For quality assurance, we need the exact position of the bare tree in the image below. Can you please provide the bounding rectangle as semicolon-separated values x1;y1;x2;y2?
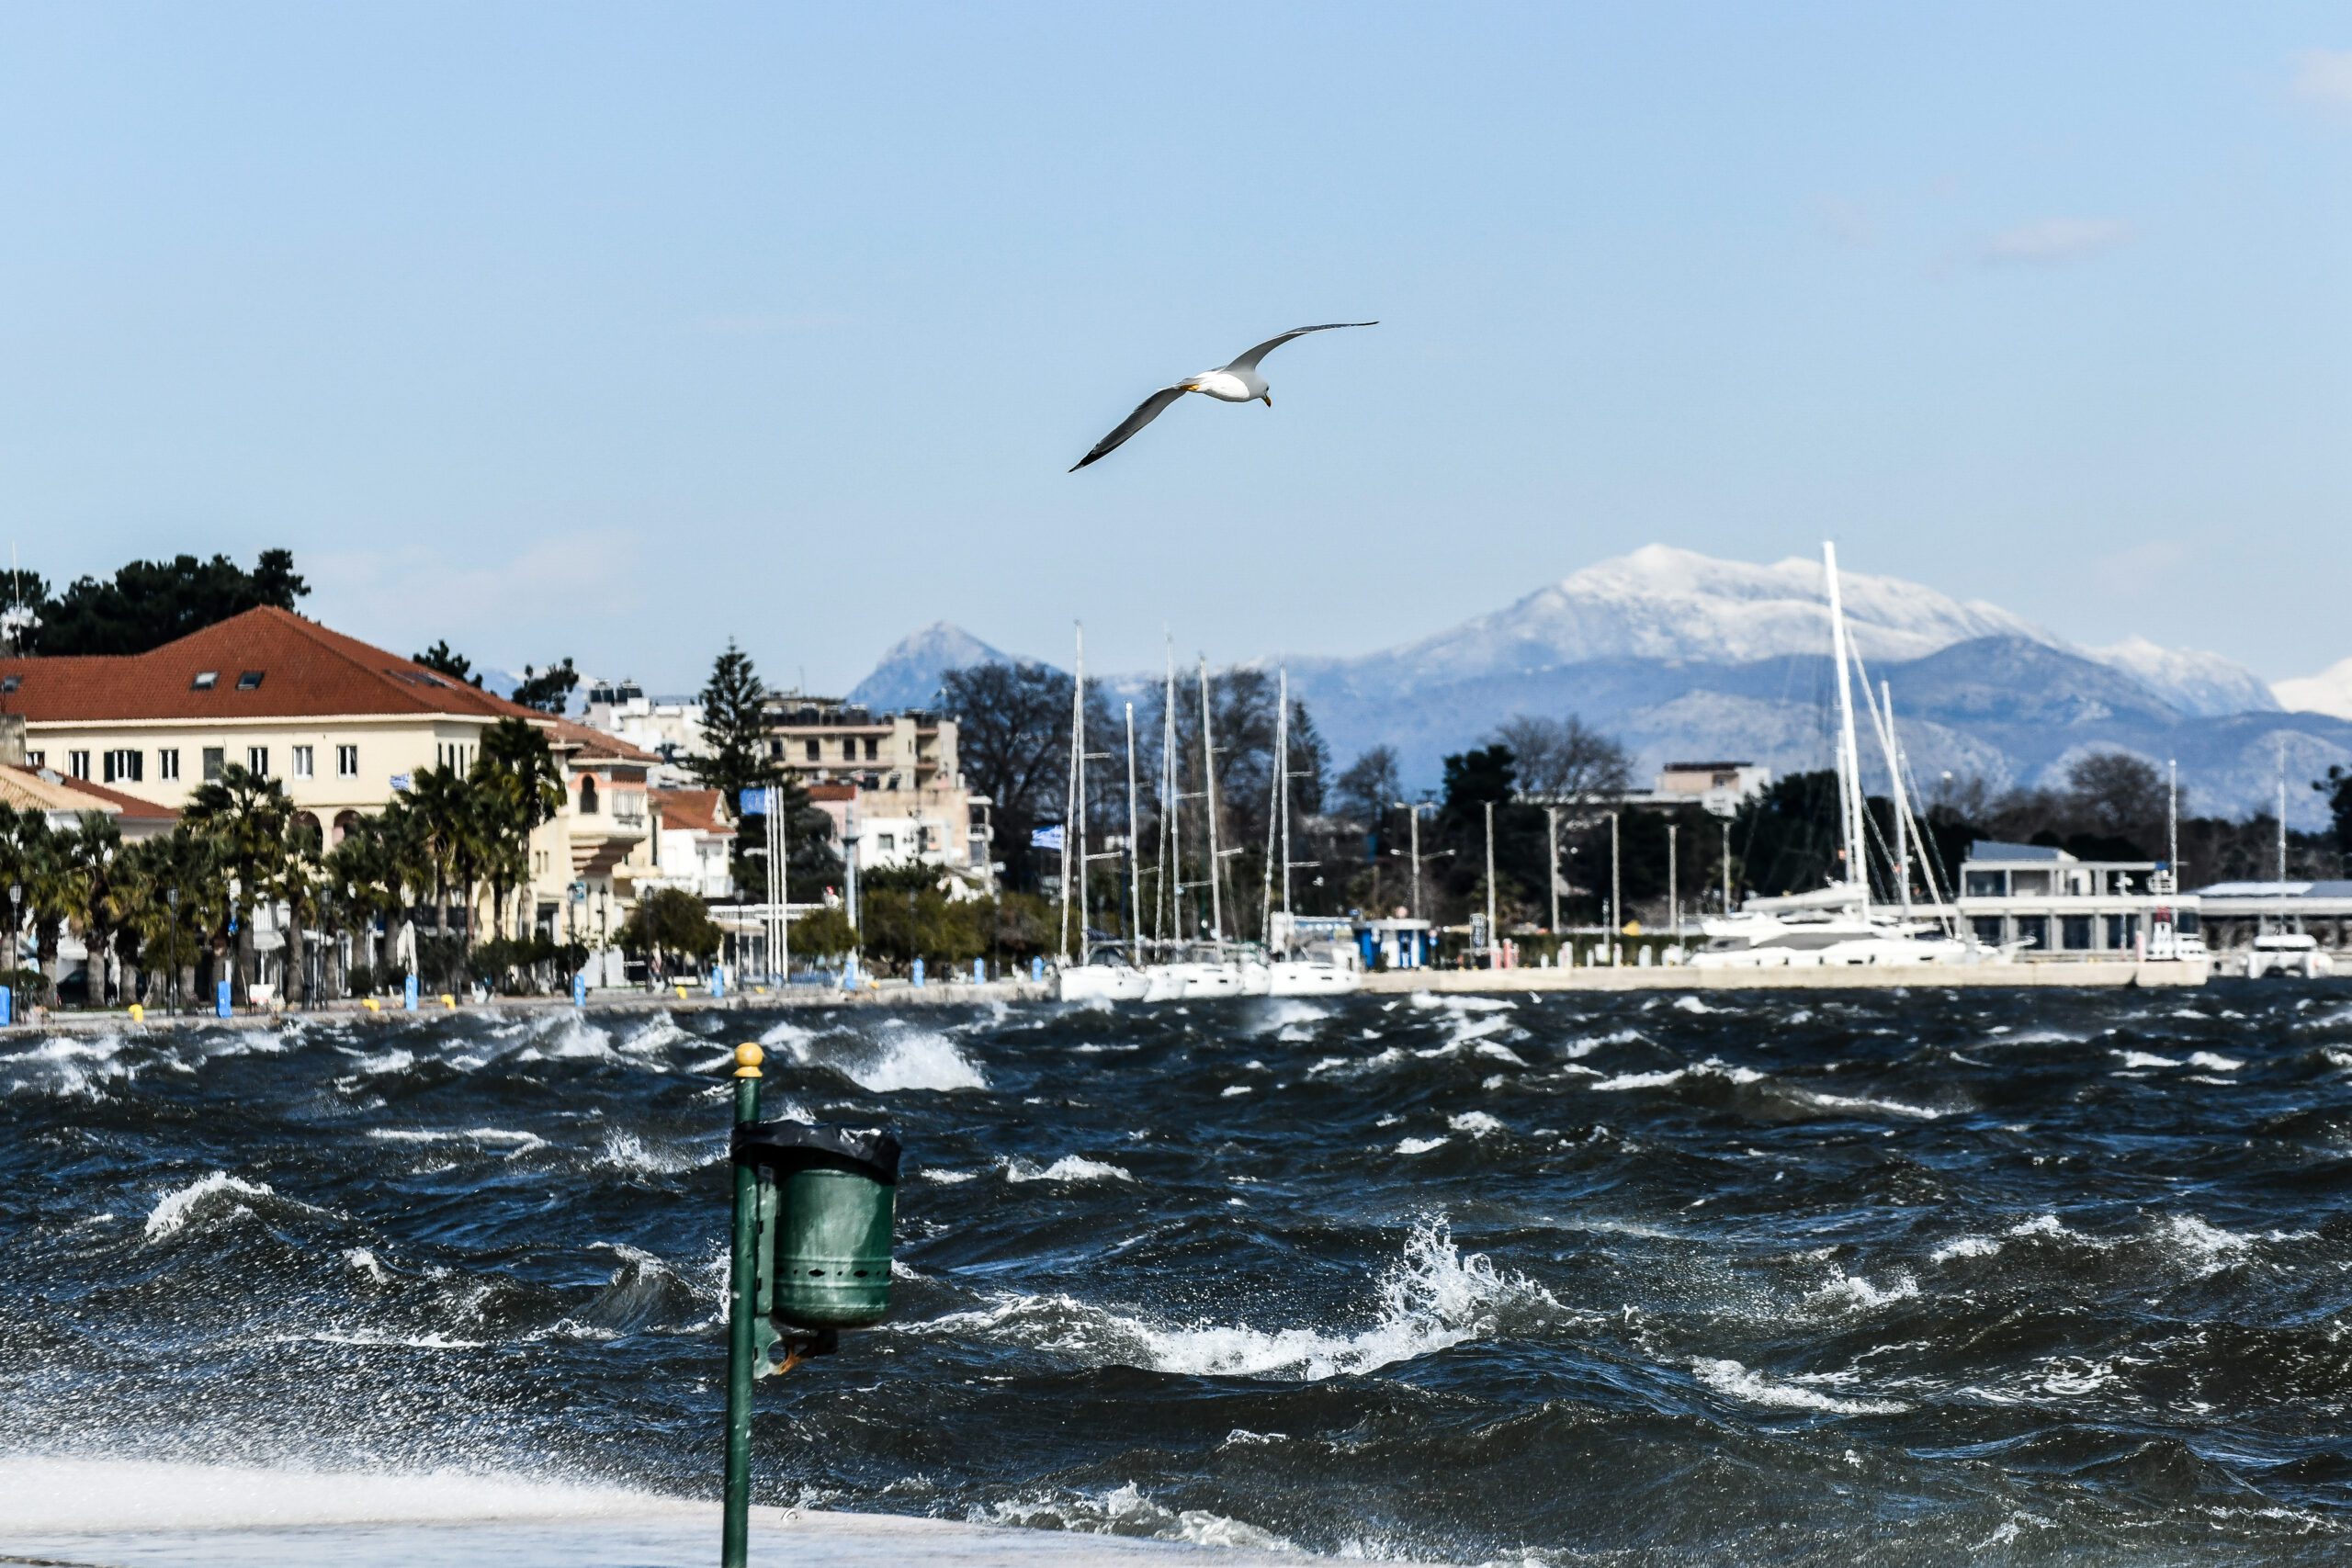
1492;715;1632;803
1334;745;1403;829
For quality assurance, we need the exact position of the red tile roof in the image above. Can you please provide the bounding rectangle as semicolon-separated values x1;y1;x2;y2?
653;787;729;833
0;607;547;725
0;764;181;822
805;783;858;803
546;715;660;765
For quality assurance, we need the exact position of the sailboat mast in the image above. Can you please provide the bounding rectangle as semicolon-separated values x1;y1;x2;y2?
1124;702;1142;954
1161;639;1181;944
1279;667;1295;922
1060;626;1080;962
1883;681;1909;920
1822;542;1868;909
1199;657;1224;944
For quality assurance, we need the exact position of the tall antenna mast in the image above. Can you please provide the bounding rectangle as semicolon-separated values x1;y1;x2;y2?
1198;657;1224;944
1822;542;1867;909
1279;667;1295;924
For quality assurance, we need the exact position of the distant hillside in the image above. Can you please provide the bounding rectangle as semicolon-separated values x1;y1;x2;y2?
845;622;1013;711
852;546;2347;827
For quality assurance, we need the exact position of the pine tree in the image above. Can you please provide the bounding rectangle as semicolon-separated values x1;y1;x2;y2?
688;641;840;898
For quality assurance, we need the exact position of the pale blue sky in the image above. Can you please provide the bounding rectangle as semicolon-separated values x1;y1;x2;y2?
3;5;2346;693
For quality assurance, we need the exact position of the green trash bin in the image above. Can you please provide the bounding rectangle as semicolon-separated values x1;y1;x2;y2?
731;1120;900;1335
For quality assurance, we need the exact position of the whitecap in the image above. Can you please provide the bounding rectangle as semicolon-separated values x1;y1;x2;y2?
1005;1156;1133;1184
144;1172;275;1241
790;1024;987;1093
1591;1057;1763;1092
2186;1051;2243;1072
1672;996;1714;1015
1396;1135;1449;1155
903;1218;1554;1382
1693;1357;1907;1415
1220;1085;1253;1098
1806;1267;1919;1312
1448;1111;1503;1138
2115;1050;2181;1069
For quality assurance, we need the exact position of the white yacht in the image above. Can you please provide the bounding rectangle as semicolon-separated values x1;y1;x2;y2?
2246;931;2334;980
1057;946;1153;1002
1690;543;2006;973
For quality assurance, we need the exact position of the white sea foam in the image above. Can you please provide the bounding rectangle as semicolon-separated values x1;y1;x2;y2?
978;1481;1295;1552
1409;992;1515;1012
343;1247;392;1284
1005;1156;1133;1184
1591;1057;1764;1092
791;1024;988;1093
1692;1357;1908;1415
1930;1235;2003;1263
368;1127;548;1153
599;1129;716;1175
1448;1111;1504;1138
906;1219;1554;1382
2115;1050;2181;1069
1221;1084;1253;1097
0;1032;136;1099
309;1328;488;1351
1788;1089;1944;1121
1396;1135;1449;1155
1672;996;1715;1014
1807;1267;1919;1313
918;1168;979;1185
2186;1051;2244;1072
144;1172;276;1241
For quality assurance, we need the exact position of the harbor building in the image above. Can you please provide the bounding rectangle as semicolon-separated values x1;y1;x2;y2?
2186;880;2352;956
0;607;662;985
764;694;994;886
1953;840;2199;958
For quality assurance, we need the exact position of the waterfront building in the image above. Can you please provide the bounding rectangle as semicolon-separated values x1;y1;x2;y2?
648;787;736;900
0;606;659;984
764;694;994;886
2186;879;2352;957
583;678;706;777
0;762;181;840
1953;840;2199;958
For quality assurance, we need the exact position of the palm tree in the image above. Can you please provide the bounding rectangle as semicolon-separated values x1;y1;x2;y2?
21;817;75;1002
475;718;565;942
185;763;293;1004
0;801;31;979
60;814;124;1005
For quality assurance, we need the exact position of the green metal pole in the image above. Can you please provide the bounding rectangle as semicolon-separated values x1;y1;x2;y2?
722;1043;763;1567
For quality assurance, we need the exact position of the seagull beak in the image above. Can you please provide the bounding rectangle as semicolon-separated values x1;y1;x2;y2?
1261;393;1272;407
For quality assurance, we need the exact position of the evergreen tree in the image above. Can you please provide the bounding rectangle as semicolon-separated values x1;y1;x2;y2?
511;658;579;714
688;641;838;898
412;640;483;687
25;549;308;656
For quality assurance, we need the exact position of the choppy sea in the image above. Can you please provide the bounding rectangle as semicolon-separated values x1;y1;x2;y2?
7;983;2352;1564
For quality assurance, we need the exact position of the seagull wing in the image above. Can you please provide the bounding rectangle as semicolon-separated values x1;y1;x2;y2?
1069;385;1190;471
1219;321;1378;375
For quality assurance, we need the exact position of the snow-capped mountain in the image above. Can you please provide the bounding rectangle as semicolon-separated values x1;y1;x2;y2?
850;546;2348;824
846;621;1013;711
2275;656;2352;721
2092;637;2279;721
1368;544;2051;679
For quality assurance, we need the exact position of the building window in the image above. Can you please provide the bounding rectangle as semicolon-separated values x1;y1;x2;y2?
2177;910;2201;935
2105;914;2139;951
768;739;783;759
203;747;225;781
1971;918;2002;946
876;833;896;853
0;675;17;694
337;744;358;777
804;739;820;762
159;749;179;781
23;750;41;768
2061;915;2094;951
865;737;879;761
102;749;142;784
292;745;314;778
580;777;599;815
68;750;91;780
1962;870;2005;897
248;746;269;777
236;671;265;690
191;671;218;690
2015;916;2047;951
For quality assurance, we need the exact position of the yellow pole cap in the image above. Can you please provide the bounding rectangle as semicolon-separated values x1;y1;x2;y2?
674;983;689;998
365;998;381;1012
733;1043;764;1077
440;994;456;1008
129;1003;144;1022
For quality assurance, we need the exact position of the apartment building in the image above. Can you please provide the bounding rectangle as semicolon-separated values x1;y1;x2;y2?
763;694;993;885
0;607;660;965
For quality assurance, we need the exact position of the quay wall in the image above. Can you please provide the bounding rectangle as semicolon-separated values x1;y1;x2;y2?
1362;960;2210;993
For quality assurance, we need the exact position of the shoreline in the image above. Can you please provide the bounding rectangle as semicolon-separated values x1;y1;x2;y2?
0;957;2235;1038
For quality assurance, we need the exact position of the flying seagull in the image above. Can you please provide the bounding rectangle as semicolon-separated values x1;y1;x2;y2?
1069;321;1377;471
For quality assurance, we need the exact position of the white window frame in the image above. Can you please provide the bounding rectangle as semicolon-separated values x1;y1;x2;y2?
336;744;358;778
291;744;314;779
158;749;180;781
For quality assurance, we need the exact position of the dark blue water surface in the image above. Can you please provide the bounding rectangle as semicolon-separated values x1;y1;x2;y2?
7;983;2352;1564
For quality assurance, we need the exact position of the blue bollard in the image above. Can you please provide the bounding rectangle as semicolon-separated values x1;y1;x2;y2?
403;975;419;1011
0;984;11;1026
971;958;984;984
216;979;232;1019
911;957;925;989
1030;955;1044;984
572;972;587;1008
711;966;726;999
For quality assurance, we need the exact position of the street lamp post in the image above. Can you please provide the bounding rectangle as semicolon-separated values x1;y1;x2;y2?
1667;822;1678;940
1546;805;1560;937
1609;811;1621;963
1483;801;1497;966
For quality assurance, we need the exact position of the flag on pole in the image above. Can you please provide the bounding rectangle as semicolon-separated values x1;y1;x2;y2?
1030;824;1066;852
